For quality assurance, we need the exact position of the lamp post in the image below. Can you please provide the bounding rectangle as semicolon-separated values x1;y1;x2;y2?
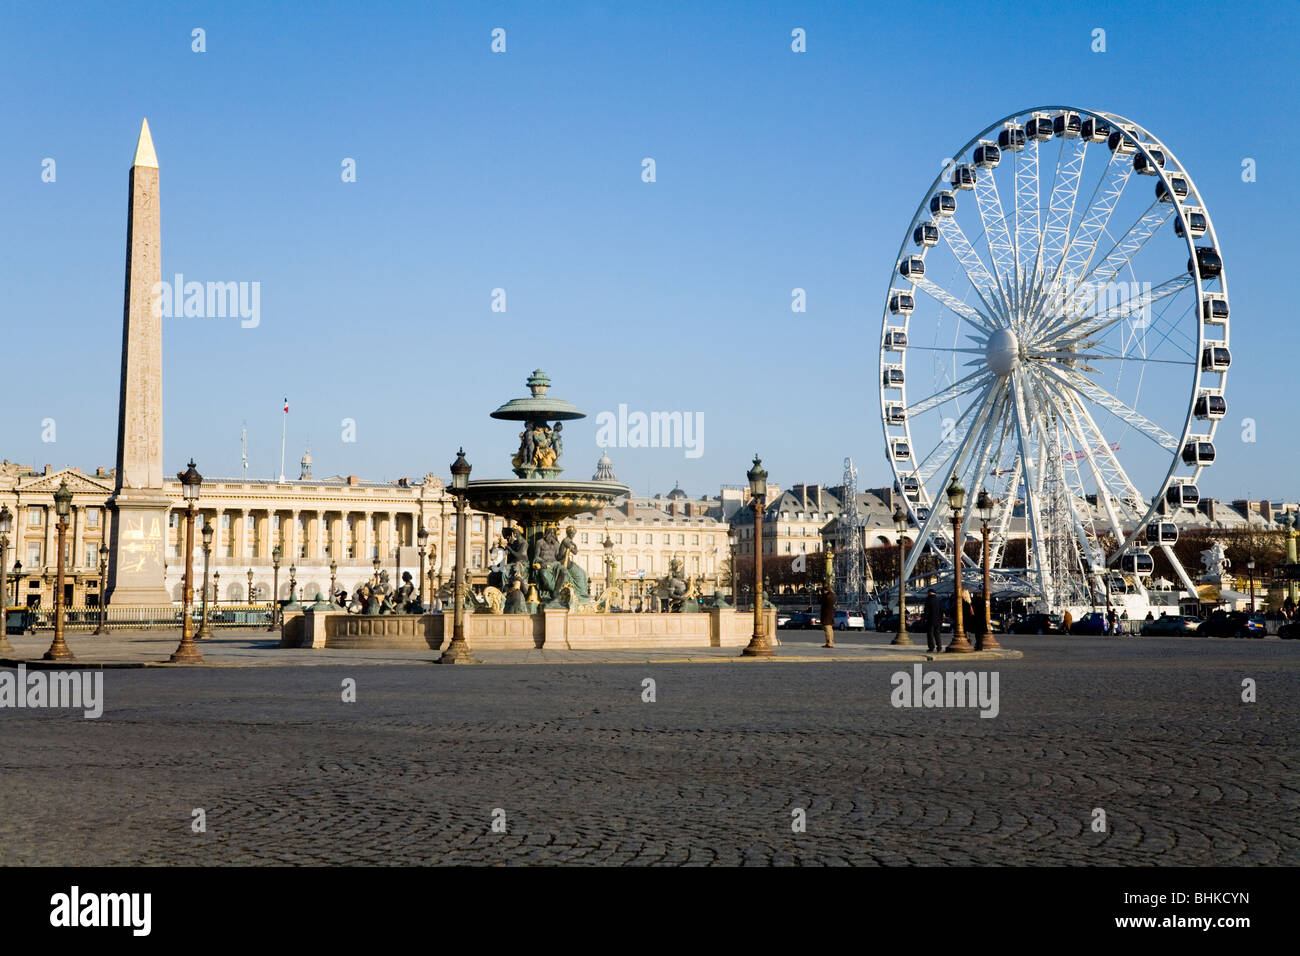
43;479;75;661
603;518;615;595
891;504;912;645
976;489;1001;651
729;529;739;607
417;525;428;607
12;561;21;609
742;455;773;657
1286;514;1298;604
426;545;436;607
945;475;973;653
267;545;281;632
197;519;214;639
288;564;298;604
246;567;254;608
439;448;475;664
170;460;204;663
372;555;381;587
329;559;338;606
0;505;12;654
1247;558;1256;613
212;570;220;611
95;543;109;634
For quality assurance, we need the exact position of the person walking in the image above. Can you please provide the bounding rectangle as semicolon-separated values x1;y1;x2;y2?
821;585;836;648
1063;609;1074;634
924;588;942;653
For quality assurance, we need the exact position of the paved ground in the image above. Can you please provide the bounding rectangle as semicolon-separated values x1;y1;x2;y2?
1;633;1295;865
0;627;1020;667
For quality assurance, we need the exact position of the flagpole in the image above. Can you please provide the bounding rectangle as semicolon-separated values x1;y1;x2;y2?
279;398;287;482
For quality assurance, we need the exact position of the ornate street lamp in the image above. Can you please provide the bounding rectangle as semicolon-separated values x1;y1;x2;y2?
976;488;1001;651
417;524;429;607
246;567;254;607
267;545;282;632
603;517;615;593
95;542;109;635
742;455;773;657
212;570;220;610
891;504;911;645
170;460;204;662
289;564;298;603
0;505;12;654
12;560;22;610
728;529;739;607
1247;557;1256;613
439;448;475;664
43;479;75;660
197;519;214;639
945;474;973;653
329;559;338;607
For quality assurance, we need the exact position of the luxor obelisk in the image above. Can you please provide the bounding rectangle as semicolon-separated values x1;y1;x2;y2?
106;119;172;606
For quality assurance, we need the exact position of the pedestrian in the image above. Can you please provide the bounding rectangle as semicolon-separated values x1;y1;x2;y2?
1107;607;1118;636
1063;609;1074;634
1145;610;1154;621
821;585;836;648
924;588;943;653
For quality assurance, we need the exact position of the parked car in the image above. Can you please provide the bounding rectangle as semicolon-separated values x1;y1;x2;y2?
776;612;794;629
1139;614;1197;636
875;612;923;633
833;609;866;631
1198;611;1266;638
1009;613;1063;635
1069;612;1109;635
781;612;818;630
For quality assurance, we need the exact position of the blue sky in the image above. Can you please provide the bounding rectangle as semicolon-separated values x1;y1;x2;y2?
1;0;1296;499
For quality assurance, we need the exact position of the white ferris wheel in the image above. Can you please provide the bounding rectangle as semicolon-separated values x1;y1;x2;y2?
878;106;1230;611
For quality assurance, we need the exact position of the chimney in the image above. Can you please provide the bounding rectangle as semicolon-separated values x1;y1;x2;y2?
625;497;635;518
348;475;359;486
44;464;51;475
1262;500;1274;522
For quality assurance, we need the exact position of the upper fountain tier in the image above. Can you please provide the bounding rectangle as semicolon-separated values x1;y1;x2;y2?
489;369;586;424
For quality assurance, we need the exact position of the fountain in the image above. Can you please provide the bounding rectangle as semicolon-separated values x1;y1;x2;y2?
464;369;628;610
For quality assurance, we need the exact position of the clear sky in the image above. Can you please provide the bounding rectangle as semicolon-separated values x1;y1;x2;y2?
1;0;1296;500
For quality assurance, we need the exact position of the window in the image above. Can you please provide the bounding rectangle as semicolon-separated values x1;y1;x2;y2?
580;533;588;544
86;509;100;528
616;534;623;543
472;516;483;533
631;534;637;544
494;519;503;532
707;535;714;545
169;512;178;528
84;543;99;568
28;508;41;527
27;542;41;566
677;535;685;545
472;548;482;568
662;534;669;544
691;535;699;545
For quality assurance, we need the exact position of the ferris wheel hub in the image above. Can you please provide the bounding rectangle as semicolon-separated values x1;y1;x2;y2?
985;328;1020;377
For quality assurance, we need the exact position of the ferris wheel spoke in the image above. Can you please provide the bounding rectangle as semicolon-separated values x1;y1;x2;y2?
1013;140;1042;322
957;391;1011;554
1043;274;1195;348
1057;151;1134;291
1030;349;1194;369
903;386;1002;579
911;384;995;482
973;162;1016;303
1008;369;1054;598
909;276;997;335
1059;203;1173;325
937;215;1008;324
1041;364;1180;452
905;370;992;418
1029;137;1089;315
1058;385;1149;509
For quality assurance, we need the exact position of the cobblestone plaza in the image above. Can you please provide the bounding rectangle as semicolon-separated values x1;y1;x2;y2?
1;634;1295;866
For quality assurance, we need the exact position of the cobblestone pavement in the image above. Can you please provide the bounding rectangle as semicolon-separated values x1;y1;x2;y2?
1;635;1295;865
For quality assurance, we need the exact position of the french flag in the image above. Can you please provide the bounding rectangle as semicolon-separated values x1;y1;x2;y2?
283;398;289;413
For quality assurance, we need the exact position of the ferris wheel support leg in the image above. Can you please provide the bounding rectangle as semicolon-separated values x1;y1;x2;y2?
1162;543;1200;599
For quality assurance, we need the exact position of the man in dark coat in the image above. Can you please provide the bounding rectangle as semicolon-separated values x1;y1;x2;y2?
821;586;836;648
924;588;943;653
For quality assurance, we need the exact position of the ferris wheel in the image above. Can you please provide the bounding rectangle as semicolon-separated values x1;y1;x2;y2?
878;106;1229;611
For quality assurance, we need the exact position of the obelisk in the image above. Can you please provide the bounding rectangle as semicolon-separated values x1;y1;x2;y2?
106;119;172;606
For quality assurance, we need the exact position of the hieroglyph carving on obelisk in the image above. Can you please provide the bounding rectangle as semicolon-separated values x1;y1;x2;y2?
106;119;173;606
